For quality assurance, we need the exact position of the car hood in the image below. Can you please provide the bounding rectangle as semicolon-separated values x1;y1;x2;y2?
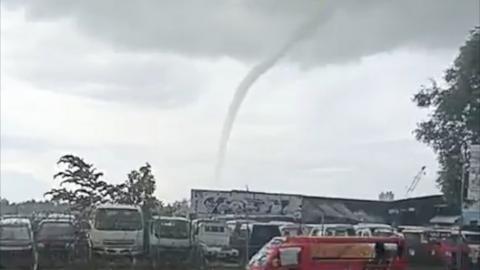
0;239;32;248
37;236;75;243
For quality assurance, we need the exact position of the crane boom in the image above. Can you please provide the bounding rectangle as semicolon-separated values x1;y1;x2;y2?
405;166;426;198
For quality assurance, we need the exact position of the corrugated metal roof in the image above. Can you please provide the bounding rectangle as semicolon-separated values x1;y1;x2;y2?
429;215;460;224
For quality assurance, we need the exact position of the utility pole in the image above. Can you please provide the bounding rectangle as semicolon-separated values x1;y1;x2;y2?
244;185;250;267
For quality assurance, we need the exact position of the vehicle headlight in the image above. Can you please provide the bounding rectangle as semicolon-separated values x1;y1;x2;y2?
92;239;102;246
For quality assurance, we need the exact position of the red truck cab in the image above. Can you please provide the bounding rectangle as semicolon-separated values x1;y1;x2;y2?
247;236;407;270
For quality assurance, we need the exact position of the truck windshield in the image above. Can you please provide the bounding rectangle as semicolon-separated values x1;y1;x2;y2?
37;222;75;239
250;225;281;246
464;234;480;244
156;220;189;239
95;208;142;231
0;226;30;241
204;225;225;233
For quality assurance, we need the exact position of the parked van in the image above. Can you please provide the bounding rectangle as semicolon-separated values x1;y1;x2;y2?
0;218;37;270
248;236;407;270
36;218;76;268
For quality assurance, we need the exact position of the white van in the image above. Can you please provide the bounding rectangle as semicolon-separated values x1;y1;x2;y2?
89;204;144;264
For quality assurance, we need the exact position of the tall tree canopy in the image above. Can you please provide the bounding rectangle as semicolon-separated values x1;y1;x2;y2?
116;163;160;215
45;155;161;217
45;155;118;214
413;27;480;204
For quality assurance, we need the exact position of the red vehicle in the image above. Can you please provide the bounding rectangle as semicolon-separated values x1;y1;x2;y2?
247;236;407;270
425;228;472;269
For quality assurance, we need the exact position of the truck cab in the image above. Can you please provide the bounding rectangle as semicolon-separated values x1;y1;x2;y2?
192;219;239;262
149;216;199;268
88;204;144;267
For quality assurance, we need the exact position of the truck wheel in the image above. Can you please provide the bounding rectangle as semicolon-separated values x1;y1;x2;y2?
196;250;207;270
130;256;137;270
151;256;158;270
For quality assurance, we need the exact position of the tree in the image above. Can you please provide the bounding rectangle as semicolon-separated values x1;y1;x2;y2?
413;27;480;204
45;155;117;214
155;199;190;217
116;163;160;216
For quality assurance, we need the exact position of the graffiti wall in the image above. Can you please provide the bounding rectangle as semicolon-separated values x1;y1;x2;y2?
191;189;444;226
191;189;302;218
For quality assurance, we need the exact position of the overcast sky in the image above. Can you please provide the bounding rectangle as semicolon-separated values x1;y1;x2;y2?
1;0;478;203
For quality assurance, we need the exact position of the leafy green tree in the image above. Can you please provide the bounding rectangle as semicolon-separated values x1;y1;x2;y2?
156;199;190;217
45;154;117;214
116;163;160;216
413;27;480;204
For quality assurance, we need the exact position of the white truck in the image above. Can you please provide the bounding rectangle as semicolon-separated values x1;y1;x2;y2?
88;204;144;268
148;216;206;269
192;219;239;263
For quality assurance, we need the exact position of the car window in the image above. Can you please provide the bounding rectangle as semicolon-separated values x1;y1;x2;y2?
37;222;75;239
0;226;30;241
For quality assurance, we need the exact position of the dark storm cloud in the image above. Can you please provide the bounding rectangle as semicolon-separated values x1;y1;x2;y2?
6;0;478;65
14;55;206;107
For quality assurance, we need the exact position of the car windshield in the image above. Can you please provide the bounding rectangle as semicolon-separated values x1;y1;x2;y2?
250;225;281;245
95;209;142;231
156;219;189;239
248;237;285;267
37;222;75;239
0;226;30;241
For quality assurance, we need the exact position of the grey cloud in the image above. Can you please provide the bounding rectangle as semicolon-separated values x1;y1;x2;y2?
8;0;478;65
9;52;207;107
1;135;54;152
